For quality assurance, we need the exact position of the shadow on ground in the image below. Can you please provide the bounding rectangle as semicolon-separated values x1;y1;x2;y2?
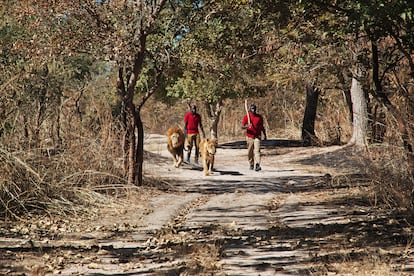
219;139;305;149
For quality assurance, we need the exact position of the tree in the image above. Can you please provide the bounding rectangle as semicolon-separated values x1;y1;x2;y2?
254;1;355;144
302;83;320;145
167;0;282;139
301;0;414;175
0;2;95;150
348;65;369;146
10;1;201;185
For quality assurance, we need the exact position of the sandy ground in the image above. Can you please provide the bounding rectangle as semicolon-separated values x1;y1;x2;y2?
1;134;414;275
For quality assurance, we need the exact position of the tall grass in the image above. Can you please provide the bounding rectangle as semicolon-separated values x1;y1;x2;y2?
0;80;134;220
366;143;414;212
0;133;131;220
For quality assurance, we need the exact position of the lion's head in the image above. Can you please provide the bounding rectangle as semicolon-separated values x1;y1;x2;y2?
203;138;217;156
167;127;185;149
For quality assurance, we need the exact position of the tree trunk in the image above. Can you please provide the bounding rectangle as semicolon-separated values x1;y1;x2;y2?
117;68;130;181
97;0;167;186
116;66;140;185
348;67;368;146
126;115;136;185
210;117;218;139
135;110;144;186
204;99;223;140
301;82;319;146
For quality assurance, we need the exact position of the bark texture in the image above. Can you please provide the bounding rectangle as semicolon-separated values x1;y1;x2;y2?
301;83;319;146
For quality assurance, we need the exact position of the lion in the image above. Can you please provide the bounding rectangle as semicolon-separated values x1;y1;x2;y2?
166;127;185;168
199;138;218;175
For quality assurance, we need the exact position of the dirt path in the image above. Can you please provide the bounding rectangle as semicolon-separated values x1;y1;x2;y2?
2;134;414;275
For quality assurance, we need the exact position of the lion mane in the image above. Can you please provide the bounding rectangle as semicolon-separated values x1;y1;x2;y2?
199;138;218;176
166;127;185;168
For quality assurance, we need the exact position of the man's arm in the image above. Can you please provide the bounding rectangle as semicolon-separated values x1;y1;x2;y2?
241;115;250;129
262;117;267;140
199;121;206;138
184;121;188;137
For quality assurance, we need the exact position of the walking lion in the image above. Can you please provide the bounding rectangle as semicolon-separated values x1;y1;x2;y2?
167;127;185;168
199;138;217;175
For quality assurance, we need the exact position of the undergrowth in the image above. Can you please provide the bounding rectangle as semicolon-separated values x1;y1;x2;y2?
0;140;133;220
366;144;414;215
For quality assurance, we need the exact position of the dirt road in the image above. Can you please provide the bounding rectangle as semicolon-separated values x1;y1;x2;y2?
2;134;414;275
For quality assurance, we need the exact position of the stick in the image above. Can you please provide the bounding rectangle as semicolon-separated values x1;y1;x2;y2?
244;99;251;125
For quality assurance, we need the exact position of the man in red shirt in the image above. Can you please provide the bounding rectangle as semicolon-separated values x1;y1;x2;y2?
184;105;205;164
242;104;267;171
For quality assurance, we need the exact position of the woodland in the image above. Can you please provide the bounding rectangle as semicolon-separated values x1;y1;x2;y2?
1;0;414;274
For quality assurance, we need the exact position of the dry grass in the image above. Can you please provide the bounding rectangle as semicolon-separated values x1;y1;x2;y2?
333;262;400;276
186;242;222;273
365;144;414;212
0;141;133;220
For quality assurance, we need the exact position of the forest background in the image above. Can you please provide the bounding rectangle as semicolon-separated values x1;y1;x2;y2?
0;0;414;227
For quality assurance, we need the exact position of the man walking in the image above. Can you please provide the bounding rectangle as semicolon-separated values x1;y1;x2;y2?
242;104;267;171
184;105;205;164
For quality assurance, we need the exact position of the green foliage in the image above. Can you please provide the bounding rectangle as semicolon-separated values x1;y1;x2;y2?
167;0;281;105
300;0;414;50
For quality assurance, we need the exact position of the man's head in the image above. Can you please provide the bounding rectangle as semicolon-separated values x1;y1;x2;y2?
250;104;257;114
191;105;197;114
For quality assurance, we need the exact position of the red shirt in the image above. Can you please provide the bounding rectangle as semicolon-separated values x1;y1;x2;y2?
242;112;264;139
184;112;202;134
